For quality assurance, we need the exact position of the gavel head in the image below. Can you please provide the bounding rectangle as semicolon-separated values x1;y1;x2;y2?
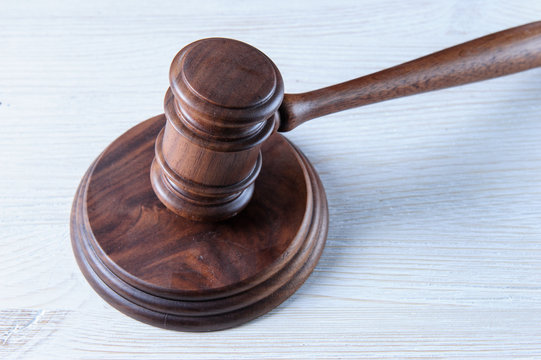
150;38;284;221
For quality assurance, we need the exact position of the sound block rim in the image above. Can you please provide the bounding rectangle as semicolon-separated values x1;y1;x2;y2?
70;115;328;332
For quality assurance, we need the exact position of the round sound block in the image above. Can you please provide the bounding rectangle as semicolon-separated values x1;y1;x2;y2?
70;114;328;331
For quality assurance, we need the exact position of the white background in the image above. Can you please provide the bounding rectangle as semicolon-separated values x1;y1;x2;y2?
1;0;541;358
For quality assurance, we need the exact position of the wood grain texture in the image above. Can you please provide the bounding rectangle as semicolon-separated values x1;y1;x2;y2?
1;0;541;358
279;21;541;131
70;114;327;331
151;38;283;221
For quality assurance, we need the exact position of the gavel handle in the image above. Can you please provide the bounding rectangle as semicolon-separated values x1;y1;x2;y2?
278;21;541;132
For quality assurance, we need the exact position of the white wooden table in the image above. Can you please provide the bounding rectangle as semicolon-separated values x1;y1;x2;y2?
2;0;541;358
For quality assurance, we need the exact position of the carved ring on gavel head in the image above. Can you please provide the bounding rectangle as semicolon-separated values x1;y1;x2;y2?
71;22;541;332
150;39;284;222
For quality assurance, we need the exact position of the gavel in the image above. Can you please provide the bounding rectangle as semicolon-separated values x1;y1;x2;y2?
151;22;541;222
71;22;541;331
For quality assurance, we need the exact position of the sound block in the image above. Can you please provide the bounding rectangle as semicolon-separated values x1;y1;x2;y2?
70;114;328;331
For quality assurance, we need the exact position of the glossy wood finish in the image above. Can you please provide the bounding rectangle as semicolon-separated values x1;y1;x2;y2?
151;38;283;222
71;115;328;331
69;21;541;333
153;23;541;222
279;21;541;131
8;1;541;356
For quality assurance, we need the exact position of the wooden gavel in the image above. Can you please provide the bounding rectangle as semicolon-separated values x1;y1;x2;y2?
151;22;541;222
71;22;541;332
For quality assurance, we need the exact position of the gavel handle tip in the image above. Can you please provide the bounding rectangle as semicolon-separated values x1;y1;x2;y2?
278;21;541;133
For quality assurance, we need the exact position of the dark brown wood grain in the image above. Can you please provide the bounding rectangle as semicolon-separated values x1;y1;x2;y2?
278;21;541;131
153;23;541;220
71;115;328;331
71;22;541;332
151;38;284;222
